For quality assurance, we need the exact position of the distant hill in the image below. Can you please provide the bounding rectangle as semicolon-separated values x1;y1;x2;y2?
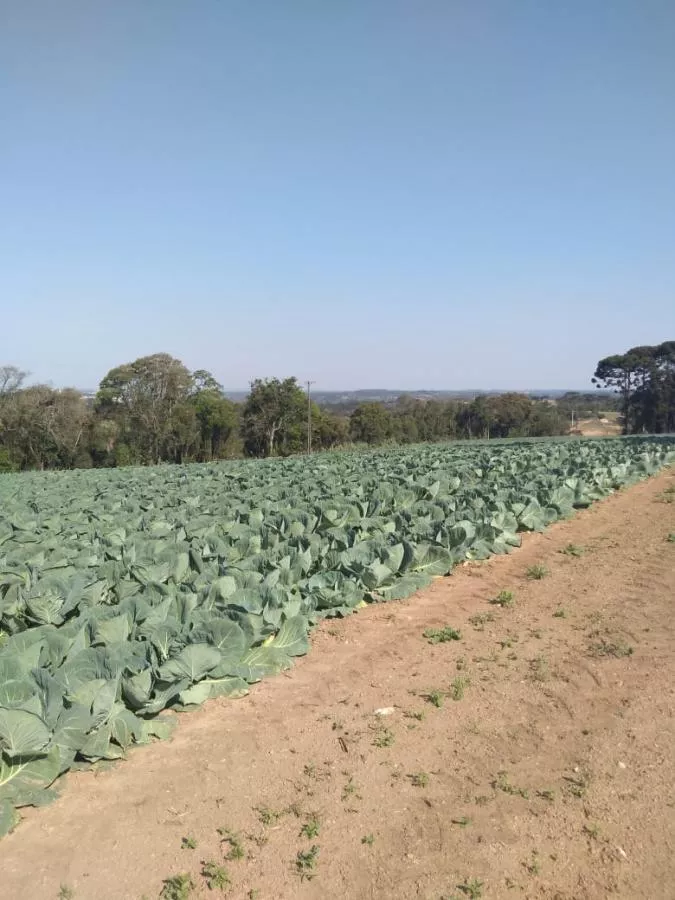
80;386;612;406
222;388;610;405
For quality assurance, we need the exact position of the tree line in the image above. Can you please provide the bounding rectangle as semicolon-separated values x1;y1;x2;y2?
0;355;349;471
0;343;668;472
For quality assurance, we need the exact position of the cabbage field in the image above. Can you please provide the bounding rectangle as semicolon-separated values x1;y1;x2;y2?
0;436;673;835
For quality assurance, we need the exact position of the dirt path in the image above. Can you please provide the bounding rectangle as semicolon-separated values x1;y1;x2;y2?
2;470;675;900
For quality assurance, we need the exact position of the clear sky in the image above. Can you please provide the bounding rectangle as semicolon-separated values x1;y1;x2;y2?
1;1;673;391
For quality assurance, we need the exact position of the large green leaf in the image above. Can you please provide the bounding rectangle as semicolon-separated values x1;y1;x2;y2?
377;572;432;600
270;615;309;657
0;744;60;805
54;703;95;751
0;679;36;710
0;709;51;759
411;544;454;576
177;676;248;707
79;725;124;761
157;644;222;682
121;669;152;710
189;619;246;659
361;561;395;590
109;705;146;750
232;646;292;683
0;799;20;837
93;615;130;646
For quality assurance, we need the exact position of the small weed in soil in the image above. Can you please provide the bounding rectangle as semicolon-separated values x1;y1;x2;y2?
160;874;195;900
342;777;361;801
361;833;375;846
372;727;395;748
468;612;494;630
563;771;589;798
423;626;462;644
295;845;319;881
560;543;585;557
201;861;230;891
455;877;484;898
254;806;282;826
490;590;514;607
404;709;425;721
425;689;445;708
667;532;675;542
181;835;197;850
536;789;555;802
246;831;269;848
526;564;548;580
523;850;541;876
529;655;550;682
589;638;633;658
451;816;472;827
58;888;75;900
583;823;601;840
451;676;470;701
217;828;245;861
553;608;567;618
300;815;320;839
409;771;430;787
493;771;529;798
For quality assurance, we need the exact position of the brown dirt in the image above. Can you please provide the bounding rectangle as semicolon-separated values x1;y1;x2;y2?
2;470;675;900
572;419;622;437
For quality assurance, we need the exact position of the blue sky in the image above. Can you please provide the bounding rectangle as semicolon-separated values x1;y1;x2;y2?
1;1;673;391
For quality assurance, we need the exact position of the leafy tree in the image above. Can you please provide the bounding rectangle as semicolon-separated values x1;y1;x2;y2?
241;377;307;457
43;388;92;467
525;401;567;437
190;376;240;460
0;447;17;472
486;393;535;438
0;385;90;469
592;348;648;433
311;406;349;450
631;341;675;433
0;365;28;396
191;369;223;394
456;396;491;439
593;342;675;433
96;353;194;463
349;402;393;444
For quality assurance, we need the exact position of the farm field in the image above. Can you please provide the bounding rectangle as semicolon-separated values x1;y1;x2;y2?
0;437;674;899
0;453;673;898
0;438;673;820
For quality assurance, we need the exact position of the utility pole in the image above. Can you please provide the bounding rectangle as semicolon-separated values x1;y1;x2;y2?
306;380;315;454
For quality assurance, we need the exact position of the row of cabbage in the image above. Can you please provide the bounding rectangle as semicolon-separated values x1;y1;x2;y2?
0;436;673;834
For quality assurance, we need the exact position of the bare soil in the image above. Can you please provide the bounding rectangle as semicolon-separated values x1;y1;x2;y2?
572;418;622;437
2;470;675;900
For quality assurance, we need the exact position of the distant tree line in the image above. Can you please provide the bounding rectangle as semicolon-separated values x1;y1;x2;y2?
592;341;675;434
0;345;661;473
348;392;569;444
0;355;350;471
